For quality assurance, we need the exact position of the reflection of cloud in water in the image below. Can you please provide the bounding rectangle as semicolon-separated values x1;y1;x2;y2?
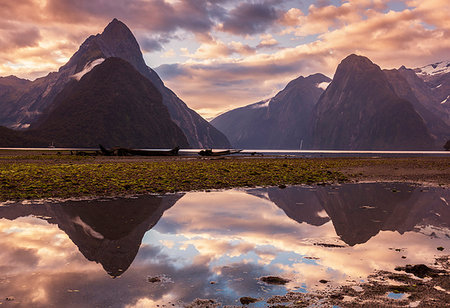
0;183;448;306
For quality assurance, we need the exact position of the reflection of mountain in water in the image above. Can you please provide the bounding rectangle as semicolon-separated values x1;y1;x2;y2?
248;187;330;226
249;183;450;246
0;194;182;277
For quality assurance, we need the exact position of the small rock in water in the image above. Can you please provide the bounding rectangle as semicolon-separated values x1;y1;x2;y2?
395;264;440;278
319;279;328;284
148;276;162;283
437;246;444;251
239;297;259;305
260;276;290;285
278;184;287;189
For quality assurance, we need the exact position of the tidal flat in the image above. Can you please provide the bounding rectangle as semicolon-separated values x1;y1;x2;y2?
1;152;449;307
0;183;448;307
0;151;449;201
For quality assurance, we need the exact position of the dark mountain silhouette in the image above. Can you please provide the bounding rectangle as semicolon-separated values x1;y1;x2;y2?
0;18;230;148
312;54;434;149
26;57;189;148
211;74;330;149
0;194;183;277
0;76;32;127
384;68;450;146
0;126;48;147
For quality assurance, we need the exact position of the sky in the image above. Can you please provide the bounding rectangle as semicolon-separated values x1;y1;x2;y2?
0;0;449;119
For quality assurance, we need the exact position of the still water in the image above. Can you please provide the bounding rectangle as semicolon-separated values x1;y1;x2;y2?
0;183;448;307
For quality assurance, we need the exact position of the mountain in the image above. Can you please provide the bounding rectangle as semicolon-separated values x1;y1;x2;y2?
0;76;31;127
0;126;48;147
414;60;450;81
26;57;189;148
211;74;331;149
312;54;434;150
413;61;450;124
0;194;182;277
384;67;450;145
0;18;230;148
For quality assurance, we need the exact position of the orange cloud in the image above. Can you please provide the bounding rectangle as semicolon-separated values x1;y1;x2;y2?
1;0;449;118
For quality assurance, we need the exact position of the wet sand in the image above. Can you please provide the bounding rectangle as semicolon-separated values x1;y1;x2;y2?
334;157;450;187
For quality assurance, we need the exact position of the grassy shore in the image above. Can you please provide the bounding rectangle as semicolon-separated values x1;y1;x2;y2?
1;152;449;201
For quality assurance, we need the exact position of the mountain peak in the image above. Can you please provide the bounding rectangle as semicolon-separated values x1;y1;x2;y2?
313;55;434;150
102;18;132;37
339;54;378;71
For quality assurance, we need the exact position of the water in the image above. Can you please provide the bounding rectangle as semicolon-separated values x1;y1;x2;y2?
1;147;450;158
0;183;448;307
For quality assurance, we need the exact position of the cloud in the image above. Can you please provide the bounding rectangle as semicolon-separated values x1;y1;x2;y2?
0;24;41;50
257;34;278;49
219;1;281;35
1;0;450;118
140;37;165;52
182;39;256;59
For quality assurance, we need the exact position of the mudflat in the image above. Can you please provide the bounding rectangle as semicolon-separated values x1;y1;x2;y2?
1;151;448;201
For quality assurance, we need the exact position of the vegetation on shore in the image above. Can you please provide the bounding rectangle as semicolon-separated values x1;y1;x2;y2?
1;156;348;201
1;154;449;201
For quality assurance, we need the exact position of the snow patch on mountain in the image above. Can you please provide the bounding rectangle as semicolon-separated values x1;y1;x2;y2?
317;81;331;90
71;58;105;81
441;95;450;105
414;61;450;77
251;99;270;109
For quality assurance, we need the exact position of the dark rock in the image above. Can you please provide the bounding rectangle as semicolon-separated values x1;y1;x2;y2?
239;297;259;305
329;294;344;300
148;276;161;283
313;243;346;248
395;264;441;278
260;276;290;285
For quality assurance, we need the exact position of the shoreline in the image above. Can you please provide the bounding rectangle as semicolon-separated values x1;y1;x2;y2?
1;154;449;202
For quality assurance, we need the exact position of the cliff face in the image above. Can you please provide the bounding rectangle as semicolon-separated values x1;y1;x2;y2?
212;74;330;149
29;57;189;148
384;68;450;145
312;54;434;150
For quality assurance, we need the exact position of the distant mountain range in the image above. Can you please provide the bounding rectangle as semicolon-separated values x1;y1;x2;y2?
0;19;230;148
213;54;449;150
0;19;448;150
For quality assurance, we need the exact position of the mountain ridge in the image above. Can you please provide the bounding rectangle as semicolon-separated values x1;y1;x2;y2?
213;54;445;150
211;73;331;149
0;18;230;148
312;54;434;150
